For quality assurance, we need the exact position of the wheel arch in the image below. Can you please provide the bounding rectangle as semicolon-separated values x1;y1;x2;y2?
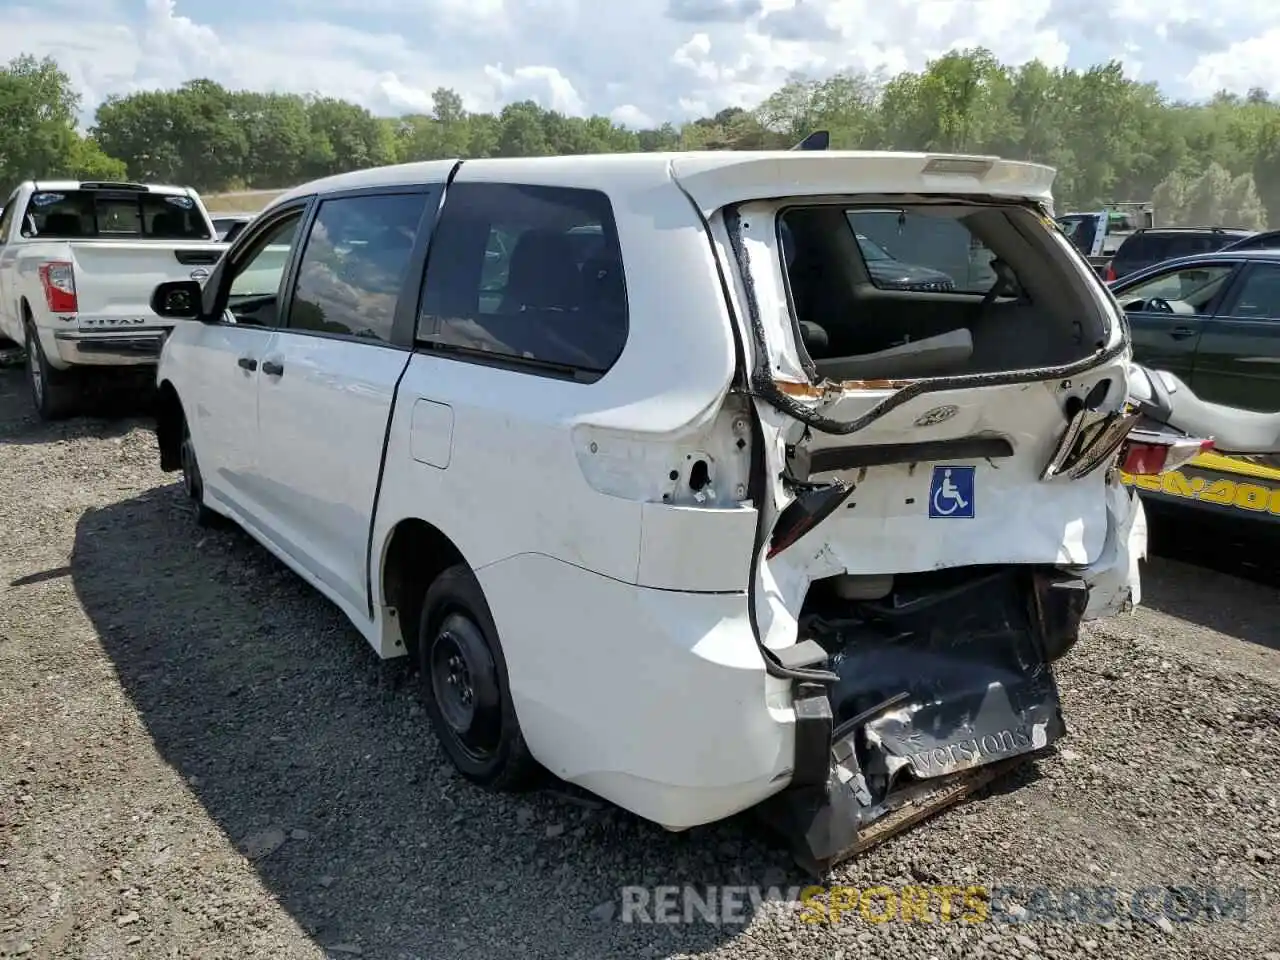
377;517;471;656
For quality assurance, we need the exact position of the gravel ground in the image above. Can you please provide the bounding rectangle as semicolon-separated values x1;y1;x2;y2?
1;358;1278;960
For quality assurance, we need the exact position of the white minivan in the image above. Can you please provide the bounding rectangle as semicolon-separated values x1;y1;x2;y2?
148;150;1153;875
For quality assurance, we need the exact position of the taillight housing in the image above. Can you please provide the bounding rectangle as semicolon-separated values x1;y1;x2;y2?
1119;432;1214;476
38;261;77;313
1104;263;1117;282
766;481;853;559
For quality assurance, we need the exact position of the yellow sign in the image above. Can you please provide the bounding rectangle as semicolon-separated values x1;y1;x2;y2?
798;885;988;924
1120;452;1280;516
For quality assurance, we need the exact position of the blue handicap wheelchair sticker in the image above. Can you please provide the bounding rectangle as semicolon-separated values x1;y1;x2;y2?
928;465;975;518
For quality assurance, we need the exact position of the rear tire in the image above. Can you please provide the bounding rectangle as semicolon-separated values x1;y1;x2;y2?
417;564;539;790
179;415;222;528
24;323;80;421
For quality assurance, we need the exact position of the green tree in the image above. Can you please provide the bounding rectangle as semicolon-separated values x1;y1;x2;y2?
0;55;80;191
6;46;1280;226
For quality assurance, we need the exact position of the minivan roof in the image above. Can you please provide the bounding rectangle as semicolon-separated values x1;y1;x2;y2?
272;151;1058;214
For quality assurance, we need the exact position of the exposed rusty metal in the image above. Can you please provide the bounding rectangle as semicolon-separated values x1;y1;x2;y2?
839;756;1028;862
775;377;918;399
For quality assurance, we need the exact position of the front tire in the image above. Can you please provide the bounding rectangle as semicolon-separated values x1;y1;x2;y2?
417;564;539;790
24;323;80;421
179;416;221;528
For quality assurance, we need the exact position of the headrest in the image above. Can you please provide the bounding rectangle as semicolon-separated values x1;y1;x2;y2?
42;213;82;235
504;229;581;309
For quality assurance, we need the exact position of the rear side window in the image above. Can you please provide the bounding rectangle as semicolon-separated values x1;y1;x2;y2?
21;189;212;240
417;182;628;377
844;209;996;293
286;192;429;343
1112;235;1151;262
1117;232;1238;264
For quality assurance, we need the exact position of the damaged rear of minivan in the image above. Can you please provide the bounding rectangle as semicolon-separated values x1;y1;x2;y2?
673;153;1145;874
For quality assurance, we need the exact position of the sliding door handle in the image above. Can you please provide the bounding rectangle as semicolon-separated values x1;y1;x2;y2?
237;356;257;371
261;360;284;376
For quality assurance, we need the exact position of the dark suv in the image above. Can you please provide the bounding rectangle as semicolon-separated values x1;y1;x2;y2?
1106;227;1255;281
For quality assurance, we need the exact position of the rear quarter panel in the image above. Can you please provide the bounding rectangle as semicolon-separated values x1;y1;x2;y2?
372;160;748;594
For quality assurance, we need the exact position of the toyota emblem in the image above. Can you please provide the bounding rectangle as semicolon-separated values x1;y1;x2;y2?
190;267;209;281
914;404;959;427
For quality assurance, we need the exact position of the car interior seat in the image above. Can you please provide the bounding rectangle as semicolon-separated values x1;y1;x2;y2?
499;229;582;314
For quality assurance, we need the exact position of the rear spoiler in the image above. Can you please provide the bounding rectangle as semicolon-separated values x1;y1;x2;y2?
77;181;152;192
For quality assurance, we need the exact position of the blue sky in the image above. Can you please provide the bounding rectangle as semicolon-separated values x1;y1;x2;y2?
3;0;1279;129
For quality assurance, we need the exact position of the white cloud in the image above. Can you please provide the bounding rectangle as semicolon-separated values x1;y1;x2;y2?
611;104;657;128
1186;29;1280;97
482;64;586;116
0;0;1278;130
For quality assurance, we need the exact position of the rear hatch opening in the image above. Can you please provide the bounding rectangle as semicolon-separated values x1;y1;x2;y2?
733;196;1118;388
700;184;1137;873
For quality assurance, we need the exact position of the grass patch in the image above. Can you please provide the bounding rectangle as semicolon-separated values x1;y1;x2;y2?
203;189;289;213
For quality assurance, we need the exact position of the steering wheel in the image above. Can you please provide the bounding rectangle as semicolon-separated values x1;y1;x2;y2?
1146;297;1174;314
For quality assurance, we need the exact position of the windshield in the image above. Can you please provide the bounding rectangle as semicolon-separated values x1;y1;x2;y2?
21;189;212;240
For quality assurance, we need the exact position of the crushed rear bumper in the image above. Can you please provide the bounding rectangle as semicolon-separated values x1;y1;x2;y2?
757;565;1080;877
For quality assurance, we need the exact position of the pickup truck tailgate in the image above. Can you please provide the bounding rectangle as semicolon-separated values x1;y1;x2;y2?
68;241;226;329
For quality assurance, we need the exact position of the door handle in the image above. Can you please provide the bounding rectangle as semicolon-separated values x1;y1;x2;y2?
261;360;284;377
237;356;257;371
1169;326;1197;340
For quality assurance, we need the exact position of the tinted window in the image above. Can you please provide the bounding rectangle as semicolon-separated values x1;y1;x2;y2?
20;189;212;240
1114;264;1236;313
1221;263;1280;319
1112;234;1152;261
1117;232;1244;265
417;183;628;375
844;209;996;293
287;193;428;342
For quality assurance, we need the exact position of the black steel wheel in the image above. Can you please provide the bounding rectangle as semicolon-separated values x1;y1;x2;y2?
417;563;539;789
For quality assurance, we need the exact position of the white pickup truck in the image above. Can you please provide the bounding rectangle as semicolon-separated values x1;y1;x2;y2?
0;180;229;419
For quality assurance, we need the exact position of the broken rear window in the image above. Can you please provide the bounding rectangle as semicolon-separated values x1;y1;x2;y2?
776;201;1109;381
